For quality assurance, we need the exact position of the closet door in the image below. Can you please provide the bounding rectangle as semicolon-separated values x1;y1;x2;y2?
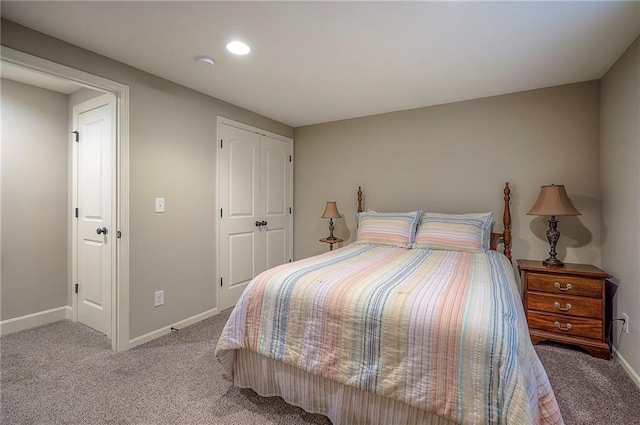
219;124;263;311
261;135;291;270
218;121;293;311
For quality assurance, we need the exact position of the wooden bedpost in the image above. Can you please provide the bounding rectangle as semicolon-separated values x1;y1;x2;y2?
357;186;363;213
490;182;512;260
503;182;512;261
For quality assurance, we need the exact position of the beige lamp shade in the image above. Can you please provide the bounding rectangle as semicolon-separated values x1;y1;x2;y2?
527;184;581;216
321;202;341;218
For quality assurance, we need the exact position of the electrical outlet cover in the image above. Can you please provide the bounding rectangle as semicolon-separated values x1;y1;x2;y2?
622;313;629;334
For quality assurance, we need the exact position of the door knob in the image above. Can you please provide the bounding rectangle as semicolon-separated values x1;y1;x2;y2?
96;227;108;235
260;221;267;226
255;221;262;227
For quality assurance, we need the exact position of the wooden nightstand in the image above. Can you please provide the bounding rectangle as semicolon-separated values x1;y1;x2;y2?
320;237;343;251
517;259;612;359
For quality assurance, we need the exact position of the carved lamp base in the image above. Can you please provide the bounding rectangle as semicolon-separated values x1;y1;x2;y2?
543;215;563;267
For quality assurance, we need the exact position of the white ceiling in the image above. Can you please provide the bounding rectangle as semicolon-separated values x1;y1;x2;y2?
2;1;638;128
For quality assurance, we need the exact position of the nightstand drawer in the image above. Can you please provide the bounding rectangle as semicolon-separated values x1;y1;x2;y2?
526;273;602;298
527;292;603;319
527;312;603;340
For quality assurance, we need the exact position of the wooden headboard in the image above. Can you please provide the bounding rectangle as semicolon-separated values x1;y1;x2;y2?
356;182;512;260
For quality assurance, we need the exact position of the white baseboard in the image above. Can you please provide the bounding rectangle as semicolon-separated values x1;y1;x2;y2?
613;346;640;390
127;307;219;349
0;306;72;337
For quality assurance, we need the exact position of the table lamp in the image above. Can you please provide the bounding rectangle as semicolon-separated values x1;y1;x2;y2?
527;184;581;267
321;202;341;241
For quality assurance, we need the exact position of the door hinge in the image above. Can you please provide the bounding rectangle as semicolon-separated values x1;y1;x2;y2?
75;283;79;294
289;207;292;214
220;208;223;218
289;155;292;162
289;259;292;263
117;230;122;238
220;277;223;287
71;131;79;142
220;139;223;149
75;208;78;218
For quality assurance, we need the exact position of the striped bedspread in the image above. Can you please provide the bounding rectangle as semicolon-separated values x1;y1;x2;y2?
216;244;563;425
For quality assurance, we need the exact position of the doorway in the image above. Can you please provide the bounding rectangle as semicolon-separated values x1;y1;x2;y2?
1;46;130;351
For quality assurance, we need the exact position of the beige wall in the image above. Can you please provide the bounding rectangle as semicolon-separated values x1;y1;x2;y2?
1;79;69;320
1;20;294;339
601;35;640;375
294;82;602;280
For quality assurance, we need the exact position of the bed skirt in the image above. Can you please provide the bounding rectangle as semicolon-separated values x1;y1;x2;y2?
233;349;457;425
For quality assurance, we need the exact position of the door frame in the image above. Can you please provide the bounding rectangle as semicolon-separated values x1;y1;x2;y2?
1;46;130;352
216;116;294;311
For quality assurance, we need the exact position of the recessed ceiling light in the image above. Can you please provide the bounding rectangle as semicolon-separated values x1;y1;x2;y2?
195;56;215;68
226;41;251;55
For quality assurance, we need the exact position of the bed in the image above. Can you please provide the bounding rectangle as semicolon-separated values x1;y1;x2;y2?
215;183;564;425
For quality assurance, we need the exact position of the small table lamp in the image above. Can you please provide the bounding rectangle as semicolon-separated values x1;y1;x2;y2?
321;201;341;241
527;184;581;267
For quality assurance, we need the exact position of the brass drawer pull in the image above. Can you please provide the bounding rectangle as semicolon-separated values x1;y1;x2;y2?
554;321;572;331
553;301;572;312
554;281;572;292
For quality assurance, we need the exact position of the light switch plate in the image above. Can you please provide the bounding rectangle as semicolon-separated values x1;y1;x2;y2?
155;198;165;213
155;290;164;307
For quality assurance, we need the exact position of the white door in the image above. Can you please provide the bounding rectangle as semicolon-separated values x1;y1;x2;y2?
219;124;262;311
261;135;291;270
74;94;115;337
218;121;292;310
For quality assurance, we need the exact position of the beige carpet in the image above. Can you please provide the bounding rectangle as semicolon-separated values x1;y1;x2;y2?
1;308;639;424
